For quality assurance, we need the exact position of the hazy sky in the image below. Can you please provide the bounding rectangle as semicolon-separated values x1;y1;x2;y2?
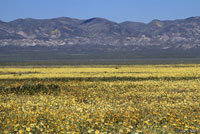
0;0;200;23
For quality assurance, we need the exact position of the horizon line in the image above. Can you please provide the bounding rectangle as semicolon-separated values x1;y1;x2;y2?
1;15;200;24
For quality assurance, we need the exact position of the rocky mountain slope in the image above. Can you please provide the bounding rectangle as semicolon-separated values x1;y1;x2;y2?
0;16;200;50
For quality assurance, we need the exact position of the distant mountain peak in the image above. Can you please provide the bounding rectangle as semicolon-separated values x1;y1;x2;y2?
80;17;113;25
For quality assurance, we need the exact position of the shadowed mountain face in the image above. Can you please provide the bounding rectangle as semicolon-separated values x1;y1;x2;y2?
0;16;200;51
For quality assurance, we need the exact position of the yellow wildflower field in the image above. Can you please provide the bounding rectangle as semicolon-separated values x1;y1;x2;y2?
0;65;200;133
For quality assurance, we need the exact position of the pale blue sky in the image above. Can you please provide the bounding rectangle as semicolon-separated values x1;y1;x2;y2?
0;0;200;23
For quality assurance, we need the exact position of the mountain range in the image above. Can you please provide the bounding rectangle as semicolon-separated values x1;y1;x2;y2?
0;16;200;65
0;16;200;50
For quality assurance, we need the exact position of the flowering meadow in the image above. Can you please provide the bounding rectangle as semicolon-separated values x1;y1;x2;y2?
0;65;200;133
